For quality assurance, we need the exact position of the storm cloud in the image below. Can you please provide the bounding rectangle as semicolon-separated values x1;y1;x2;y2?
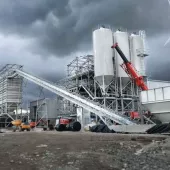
0;0;170;104
0;0;170;56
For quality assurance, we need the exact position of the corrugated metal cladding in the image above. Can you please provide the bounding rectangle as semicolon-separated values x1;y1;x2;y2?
0;77;22;113
147;80;170;89
30;98;61;119
7;78;22;103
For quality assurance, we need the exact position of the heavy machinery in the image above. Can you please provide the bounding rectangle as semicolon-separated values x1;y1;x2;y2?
55;117;81;132
11;120;30;132
29;119;54;131
111;43;148;91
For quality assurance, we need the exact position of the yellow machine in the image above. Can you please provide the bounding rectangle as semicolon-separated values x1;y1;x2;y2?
11;120;30;132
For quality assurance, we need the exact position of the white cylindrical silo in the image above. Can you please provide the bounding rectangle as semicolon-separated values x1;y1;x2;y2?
93;27;114;90
113;30;131;87
130;34;146;76
113;31;130;78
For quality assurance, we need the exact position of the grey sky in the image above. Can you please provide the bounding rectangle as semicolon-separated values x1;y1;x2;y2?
0;0;170;104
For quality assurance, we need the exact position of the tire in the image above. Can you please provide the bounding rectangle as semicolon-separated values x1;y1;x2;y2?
72;122;81;131
55;124;65;131
27;129;30;131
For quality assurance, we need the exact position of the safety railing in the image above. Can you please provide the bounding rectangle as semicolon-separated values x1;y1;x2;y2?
141;86;170;103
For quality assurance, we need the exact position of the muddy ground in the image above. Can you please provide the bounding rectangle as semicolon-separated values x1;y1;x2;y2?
0;131;170;170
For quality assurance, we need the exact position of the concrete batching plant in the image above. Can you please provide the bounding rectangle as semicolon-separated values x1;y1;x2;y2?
1;26;170;129
57;26;149;121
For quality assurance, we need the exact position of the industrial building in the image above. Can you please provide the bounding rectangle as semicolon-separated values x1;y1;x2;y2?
29;97;76;125
1;26;170;129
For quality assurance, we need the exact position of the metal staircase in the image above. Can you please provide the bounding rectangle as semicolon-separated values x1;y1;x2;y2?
12;69;135;125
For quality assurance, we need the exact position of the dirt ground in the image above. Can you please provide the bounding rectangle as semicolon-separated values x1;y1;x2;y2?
0;131;170;170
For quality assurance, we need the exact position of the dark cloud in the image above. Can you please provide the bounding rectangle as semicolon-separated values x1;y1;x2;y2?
0;0;169;57
0;0;170;105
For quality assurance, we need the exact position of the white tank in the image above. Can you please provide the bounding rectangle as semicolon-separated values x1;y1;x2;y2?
113;31;131;87
114;31;130;78
130;34;146;76
93;27;114;90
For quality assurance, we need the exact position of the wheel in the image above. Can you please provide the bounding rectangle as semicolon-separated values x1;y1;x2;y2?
21;128;25;131
72;122;81;131
55;124;65;131
26;129;30;131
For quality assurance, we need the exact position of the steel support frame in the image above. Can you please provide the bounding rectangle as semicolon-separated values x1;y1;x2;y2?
14;69;134;125
0;64;23;127
34;87;48;128
57;55;140;119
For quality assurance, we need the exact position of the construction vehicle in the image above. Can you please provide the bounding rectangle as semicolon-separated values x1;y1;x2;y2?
55;116;81;132
11;120;31;132
111;43;148;91
29;119;54;131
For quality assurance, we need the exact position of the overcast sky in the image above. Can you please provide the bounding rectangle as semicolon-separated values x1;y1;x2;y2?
0;0;170;106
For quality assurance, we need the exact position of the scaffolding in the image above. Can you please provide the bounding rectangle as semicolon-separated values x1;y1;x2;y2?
56;54;140;117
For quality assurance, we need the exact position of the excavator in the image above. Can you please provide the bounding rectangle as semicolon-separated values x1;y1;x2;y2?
111;43;148;91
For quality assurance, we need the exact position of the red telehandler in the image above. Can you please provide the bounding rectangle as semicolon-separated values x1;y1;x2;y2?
111;43;148;91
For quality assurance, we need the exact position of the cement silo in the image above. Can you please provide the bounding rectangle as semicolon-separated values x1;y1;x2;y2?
113;30;130;86
130;33;146;76
93;27;114;91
